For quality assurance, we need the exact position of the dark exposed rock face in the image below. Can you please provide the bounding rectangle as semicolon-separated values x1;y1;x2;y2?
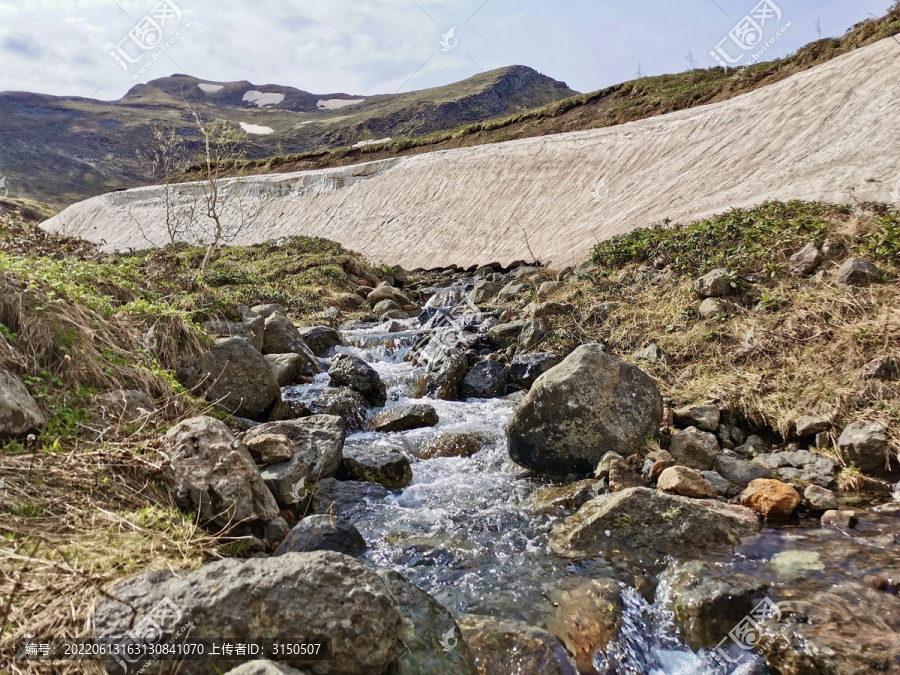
461;360;510;399
273;515;367;556
338;445;413;489
297;326;343;356
369;404;439;432
507;344;663;476
509;352;562;389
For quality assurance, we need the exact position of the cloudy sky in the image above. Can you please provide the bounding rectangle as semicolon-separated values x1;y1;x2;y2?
0;0;893;100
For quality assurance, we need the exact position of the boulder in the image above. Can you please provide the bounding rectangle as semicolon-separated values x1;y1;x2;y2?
244;433;295;464
788;242;823;276
659;560;769;650
377;570;477;675
421;352;469;401
695;269;736;297
251;303;287;319
92;551;402;675
509;353;563;389
487;321;528;349
267;399;313;422
835;257;882;287
470;281;503;305
519;320;549;350
754;450;837;488
821;509;858;529
593;451;624;481
411;432;487;459
668;427;720;471
793;415;830;438
369;404;439;432
507;344;663;476
273;515;367;556
587;303;620;323
635;342;666;363
203;316;264;352
262;314;320;375
497;282;526;299
95;389;155;422
537;281;565;298
246;416;346;506
461;360;510;399
545;579;622;675
804;485;838;512
0;370;46;439
328;354;387;406
838;422;891;476
162;417;279;529
529;480;599;515
367;284;410;308
701;471;732;496
524;302;575;319
713;454;773;485
698;297;734;319
297;326;343;356
550;487;760;561
265;353;307;387
740;479;801;519
175;337;281;421
657;466;718;499
457;615;578;675
311;478;387;520
307;388;368;431
673;405;720;432
608;459;646;492
373;299;401;316
339;446;412;489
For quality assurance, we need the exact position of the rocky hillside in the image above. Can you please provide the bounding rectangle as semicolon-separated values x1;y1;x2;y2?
0;67;575;209
3;199;899;673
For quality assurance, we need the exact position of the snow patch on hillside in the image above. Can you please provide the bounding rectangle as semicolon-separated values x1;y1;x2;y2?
243;90;285;107
317;98;365;110
239;122;274;135
198;83;224;94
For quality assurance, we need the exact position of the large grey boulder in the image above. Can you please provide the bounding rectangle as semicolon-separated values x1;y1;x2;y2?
509;353;563;389
203;316;264;352
297;326;343;356
487;321;529;349
838;422;892;476
788;242;823;276
755;450;838;488
311;477;387;520
458;615;577;675
668;427;720;471
695;269;736;297
338;445;412;489
265;353;308;387
175;337;281;421
246;416;346;506
673;405;720;432
262;314;320;375
421;351;469;401
461;360;510;399
714;454;773;485
328;354;387;406
307;388;369;431
507;344;662;476
0;370;47;439
367;283;410;308
162;417;278;529
273;515;367;556
835;257;882;287
93;551;402;675
95;389;156;422
469;281;503;305
550;487;760;561
369;404;439;432
378;570;477;675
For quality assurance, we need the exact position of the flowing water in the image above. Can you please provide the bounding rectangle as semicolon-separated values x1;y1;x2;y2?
283;298;900;674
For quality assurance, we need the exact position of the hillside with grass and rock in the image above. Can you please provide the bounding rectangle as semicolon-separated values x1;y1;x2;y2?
3;195;900;674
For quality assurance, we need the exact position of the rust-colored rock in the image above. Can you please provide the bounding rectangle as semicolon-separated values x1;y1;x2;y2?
740;479;801;520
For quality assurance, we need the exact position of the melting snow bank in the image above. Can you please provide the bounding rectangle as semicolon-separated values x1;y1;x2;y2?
239;121;275;135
